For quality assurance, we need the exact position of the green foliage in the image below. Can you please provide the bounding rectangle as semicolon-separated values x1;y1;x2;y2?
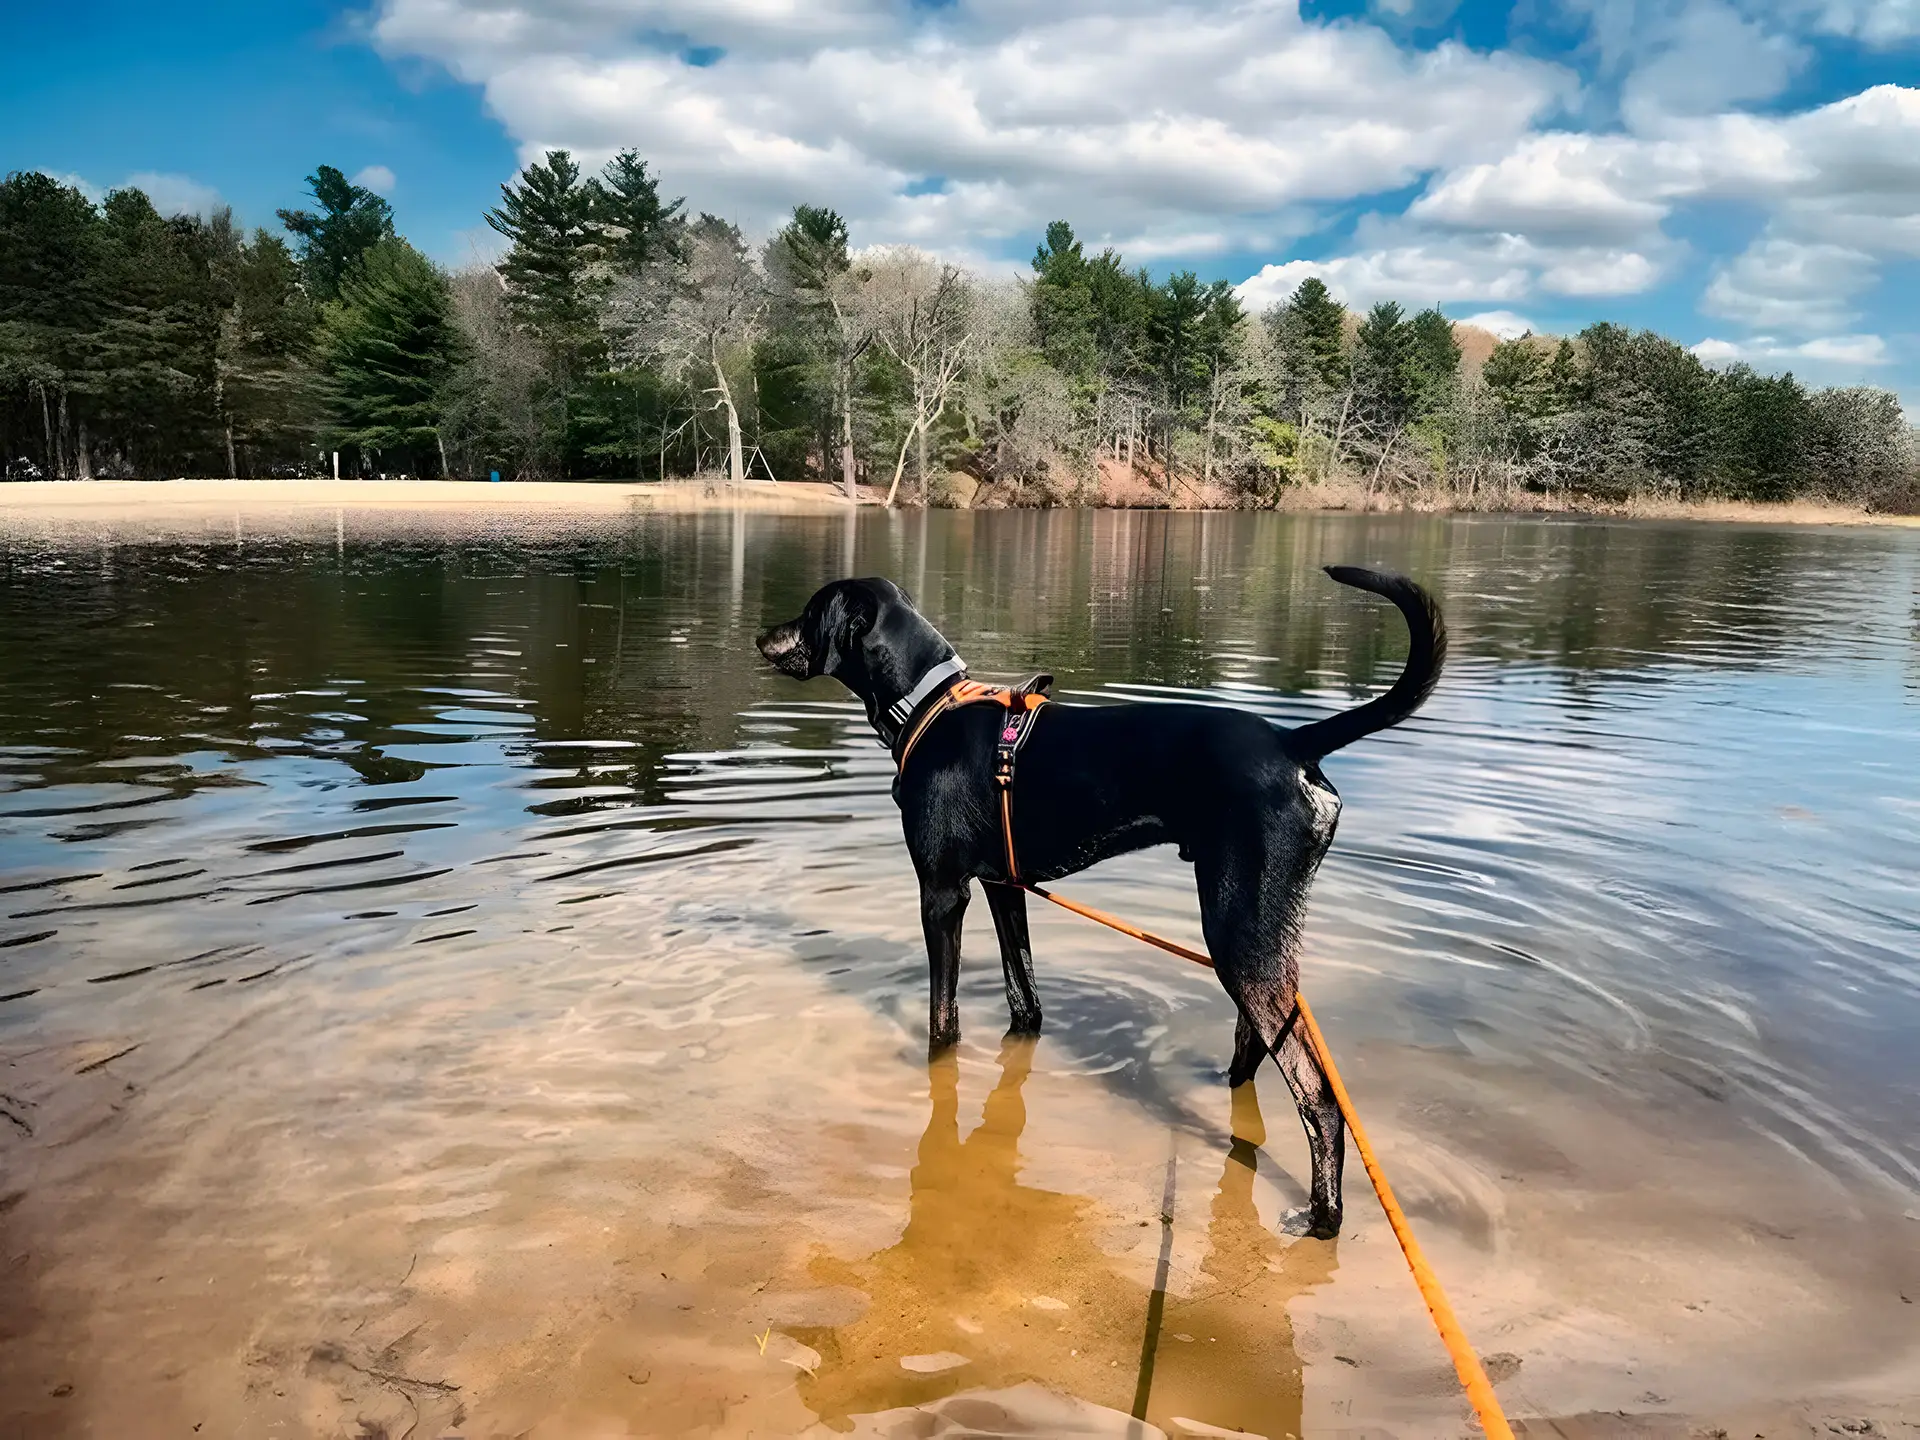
1278;277;1348;391
2;160;1911;504
595;150;685;276
487;150;604;354
1407;307;1461;416
1353;301;1417;429
316;238;457;472
277;165;394;303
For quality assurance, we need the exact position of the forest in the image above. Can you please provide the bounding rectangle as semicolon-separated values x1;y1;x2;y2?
1;157;1913;509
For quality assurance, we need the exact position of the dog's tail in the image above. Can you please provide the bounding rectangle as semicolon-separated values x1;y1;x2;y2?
1284;566;1446;765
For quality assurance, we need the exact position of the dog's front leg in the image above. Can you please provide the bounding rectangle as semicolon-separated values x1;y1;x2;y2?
920;879;969;1055
981;881;1042;1036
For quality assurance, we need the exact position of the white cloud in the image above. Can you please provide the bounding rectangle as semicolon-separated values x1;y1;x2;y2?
122;171;223;218
46;170;223;218
1234;223;1669;311
352;164;398;195
370;0;1919;401
1760;0;1920;45
373;0;1572;254
1701;237;1877;331
1692;333;1889;366
1459;310;1538;338
1619;0;1807;125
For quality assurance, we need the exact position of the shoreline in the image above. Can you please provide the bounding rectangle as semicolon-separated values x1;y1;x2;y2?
0;477;1913;531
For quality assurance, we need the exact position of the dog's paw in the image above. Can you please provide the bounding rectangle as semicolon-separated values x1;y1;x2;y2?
1280;1207;1342;1239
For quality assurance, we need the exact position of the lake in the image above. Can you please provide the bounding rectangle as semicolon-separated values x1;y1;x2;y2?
2;506;1916;1438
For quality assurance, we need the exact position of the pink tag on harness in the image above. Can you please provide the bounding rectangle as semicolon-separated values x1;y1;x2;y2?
1002;724;1019;742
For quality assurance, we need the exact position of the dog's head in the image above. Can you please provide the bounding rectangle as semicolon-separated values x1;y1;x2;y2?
756;578;951;707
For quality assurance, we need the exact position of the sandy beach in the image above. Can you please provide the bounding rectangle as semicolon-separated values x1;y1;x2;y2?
0;478;857;537
0;479;1912;540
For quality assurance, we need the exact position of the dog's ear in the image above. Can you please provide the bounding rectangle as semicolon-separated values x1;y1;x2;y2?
816;584;878;678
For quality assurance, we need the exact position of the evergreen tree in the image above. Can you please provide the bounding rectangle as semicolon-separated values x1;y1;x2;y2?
277;165;394;302
214;228;320;474
595;150;685;276
316;238;457;474
486;149;603;346
1711;363;1809;501
1352;301;1416;429
0;171;102;476
1282;277;1348;390
485;150;610;470
1030;221;1098;381
764;205;858;488
87;189;220;474
1407;306;1461;417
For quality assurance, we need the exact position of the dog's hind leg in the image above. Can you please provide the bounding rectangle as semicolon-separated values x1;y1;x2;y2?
1196;814;1345;1238
982;881;1042;1036
919;878;970;1055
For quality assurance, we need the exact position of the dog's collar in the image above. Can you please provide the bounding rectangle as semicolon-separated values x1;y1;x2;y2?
886;655;968;730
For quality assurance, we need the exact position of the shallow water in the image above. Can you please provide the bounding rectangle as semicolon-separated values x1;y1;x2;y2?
1;507;1917;1439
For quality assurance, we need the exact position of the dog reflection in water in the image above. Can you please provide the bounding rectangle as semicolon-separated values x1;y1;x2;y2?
791;1040;1336;1436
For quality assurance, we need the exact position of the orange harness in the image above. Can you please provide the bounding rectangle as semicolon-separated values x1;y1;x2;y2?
894;676;1050;881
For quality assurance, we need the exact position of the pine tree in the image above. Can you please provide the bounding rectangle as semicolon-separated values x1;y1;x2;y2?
87;189;220;474
1407;307;1461;417
765;205;859;493
0;171;102;476
486;150;603;347
277;166;394;302
1030;221;1098;381
1353;301;1416;429
316;238;457;475
214;229;320;474
1283;277;1348;390
595;150;684;276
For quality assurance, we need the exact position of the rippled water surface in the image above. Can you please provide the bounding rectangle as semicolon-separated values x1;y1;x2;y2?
2;507;1917;1438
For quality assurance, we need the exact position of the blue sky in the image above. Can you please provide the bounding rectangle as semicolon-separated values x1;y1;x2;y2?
11;1;1920;402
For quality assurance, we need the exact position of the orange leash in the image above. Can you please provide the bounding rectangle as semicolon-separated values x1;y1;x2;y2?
1022;882;1515;1440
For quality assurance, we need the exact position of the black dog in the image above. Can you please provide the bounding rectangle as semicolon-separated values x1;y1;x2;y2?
756;567;1444;1237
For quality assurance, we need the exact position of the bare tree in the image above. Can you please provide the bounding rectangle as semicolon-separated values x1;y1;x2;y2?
956;278;1080;499
608;214;767;485
854;247;975;506
442;266;555;478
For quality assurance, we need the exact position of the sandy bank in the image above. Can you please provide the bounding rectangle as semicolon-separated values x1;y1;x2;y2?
0;477;1911;536
0;477;856;520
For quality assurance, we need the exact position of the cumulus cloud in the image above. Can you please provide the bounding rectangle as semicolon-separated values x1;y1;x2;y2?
352;164;398;195
1270;82;1920;338
1459;311;1538;338
1701;237;1877;331
46;170;223;218
369;0;1917;392
1761;0;1920;46
126;172;224;217
1616;0;1807;125
1692;333;1889;366
372;0;1572;254
1235;220;1670;311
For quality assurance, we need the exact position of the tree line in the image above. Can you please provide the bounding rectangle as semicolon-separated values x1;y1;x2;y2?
1;159;1912;508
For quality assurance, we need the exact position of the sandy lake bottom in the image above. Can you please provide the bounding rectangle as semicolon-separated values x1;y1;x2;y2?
1;506;1916;1438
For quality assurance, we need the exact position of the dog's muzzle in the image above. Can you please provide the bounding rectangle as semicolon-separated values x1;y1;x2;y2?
756;621;810;678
